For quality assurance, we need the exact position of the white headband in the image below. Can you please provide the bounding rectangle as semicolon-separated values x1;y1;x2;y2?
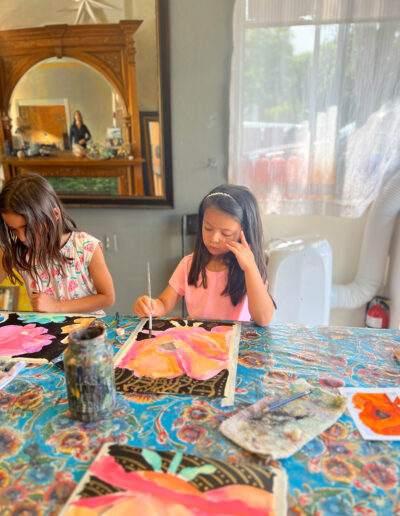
206;192;233;199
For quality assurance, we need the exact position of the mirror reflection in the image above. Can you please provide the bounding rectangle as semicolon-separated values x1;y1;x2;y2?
0;1;172;205
10;58;123;153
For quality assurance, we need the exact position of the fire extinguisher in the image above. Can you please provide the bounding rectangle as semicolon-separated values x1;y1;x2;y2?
365;296;390;329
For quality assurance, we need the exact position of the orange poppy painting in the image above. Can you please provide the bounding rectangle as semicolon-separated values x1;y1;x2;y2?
340;387;400;441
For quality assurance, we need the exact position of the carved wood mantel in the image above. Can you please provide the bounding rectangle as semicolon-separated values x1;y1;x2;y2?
0;22;146;199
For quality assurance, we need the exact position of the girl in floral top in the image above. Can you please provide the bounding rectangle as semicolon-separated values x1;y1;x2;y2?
0;173;114;314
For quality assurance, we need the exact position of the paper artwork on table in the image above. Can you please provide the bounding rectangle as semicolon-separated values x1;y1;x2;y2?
0;312;96;363
59;443;287;516
339;387;400;441
220;379;347;459
114;318;240;405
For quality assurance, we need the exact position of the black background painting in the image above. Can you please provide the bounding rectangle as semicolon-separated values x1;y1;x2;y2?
78;443;279;499
115;318;233;397
0;312;95;362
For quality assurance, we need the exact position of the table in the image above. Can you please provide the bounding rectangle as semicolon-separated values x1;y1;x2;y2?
0;315;399;515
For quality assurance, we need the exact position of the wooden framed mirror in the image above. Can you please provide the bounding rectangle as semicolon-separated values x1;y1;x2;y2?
0;0;173;207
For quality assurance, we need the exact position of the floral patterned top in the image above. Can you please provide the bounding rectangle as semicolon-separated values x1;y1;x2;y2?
19;231;104;315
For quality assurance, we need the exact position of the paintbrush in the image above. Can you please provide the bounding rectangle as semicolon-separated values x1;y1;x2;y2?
262;388;312;413
115;311;125;336
147;261;152;337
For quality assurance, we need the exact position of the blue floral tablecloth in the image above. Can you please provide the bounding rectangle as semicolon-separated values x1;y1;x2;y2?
0;315;399;515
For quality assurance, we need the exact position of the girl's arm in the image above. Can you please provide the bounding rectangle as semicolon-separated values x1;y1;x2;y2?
133;285;181;318
226;231;274;327
31;245;115;313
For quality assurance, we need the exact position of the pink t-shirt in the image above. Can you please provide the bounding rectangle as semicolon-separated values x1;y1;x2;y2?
169;254;251;322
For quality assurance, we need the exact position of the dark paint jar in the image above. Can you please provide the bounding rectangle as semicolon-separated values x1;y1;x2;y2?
64;326;116;422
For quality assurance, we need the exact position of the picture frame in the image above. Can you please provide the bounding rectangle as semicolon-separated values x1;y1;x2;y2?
0;0;174;208
140;111;162;196
106;127;123;147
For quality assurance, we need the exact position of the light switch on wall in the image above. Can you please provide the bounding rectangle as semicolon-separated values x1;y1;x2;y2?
103;234;118;252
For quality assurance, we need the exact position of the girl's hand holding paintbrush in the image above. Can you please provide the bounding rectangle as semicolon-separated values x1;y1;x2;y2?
133;296;158;318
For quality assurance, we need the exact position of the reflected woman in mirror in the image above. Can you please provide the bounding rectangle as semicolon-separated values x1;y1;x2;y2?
69;110;91;149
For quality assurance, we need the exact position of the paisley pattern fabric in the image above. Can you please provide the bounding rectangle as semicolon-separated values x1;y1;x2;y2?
0;316;399;515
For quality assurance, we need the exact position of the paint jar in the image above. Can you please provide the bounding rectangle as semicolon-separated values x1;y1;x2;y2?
64;325;116;422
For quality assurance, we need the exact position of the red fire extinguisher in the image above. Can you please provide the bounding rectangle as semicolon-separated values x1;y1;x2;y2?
365;296;390;329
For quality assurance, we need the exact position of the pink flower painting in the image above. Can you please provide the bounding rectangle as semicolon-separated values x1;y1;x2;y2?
0;324;55;356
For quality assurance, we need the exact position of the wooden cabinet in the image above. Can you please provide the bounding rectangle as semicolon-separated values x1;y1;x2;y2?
2;152;148;206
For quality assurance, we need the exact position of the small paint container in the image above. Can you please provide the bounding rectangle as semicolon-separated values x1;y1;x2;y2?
64;326;116;422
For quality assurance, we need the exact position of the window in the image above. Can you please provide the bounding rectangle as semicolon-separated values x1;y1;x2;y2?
229;0;400;216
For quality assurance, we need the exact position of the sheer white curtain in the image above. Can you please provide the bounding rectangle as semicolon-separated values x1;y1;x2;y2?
229;0;400;217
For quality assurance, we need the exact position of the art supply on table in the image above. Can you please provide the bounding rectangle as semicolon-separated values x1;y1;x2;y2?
220;379;347;459
147;261;152;337
50;355;64;371
0;359;26;389
64;325;116;422
262;388;312;413
115;311;125;336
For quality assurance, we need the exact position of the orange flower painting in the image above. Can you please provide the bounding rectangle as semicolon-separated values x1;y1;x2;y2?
340;387;400;440
61;445;280;516
113;319;240;401
118;325;232;381
352;393;400;436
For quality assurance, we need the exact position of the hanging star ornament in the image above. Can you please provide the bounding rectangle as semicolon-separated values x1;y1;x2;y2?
58;0;119;25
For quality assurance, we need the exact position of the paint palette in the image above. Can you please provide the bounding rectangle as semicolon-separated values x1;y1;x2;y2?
59;443;287;516
220;379;347;459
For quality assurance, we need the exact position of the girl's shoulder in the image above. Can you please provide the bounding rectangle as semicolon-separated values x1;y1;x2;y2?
173;254;193;275
65;231;100;251
181;253;194;269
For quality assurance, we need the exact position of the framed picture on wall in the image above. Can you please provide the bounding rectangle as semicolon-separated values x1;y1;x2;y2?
106;127;123;147
140;111;162;196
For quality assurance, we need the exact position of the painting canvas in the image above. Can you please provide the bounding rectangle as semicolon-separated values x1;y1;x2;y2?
0;312;96;363
339;387;400;441
59;443;287;516
114;318;240;405
220;379;347;459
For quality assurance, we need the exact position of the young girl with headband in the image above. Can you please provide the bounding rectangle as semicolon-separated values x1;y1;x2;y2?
134;184;274;326
0;173;115;314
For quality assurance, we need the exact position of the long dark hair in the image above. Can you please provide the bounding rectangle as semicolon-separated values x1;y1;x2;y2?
0;173;77;284
188;184;267;306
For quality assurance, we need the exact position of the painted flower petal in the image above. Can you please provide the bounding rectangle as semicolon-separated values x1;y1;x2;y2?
118;326;231;380
0;324;55;355
18;314;67;324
